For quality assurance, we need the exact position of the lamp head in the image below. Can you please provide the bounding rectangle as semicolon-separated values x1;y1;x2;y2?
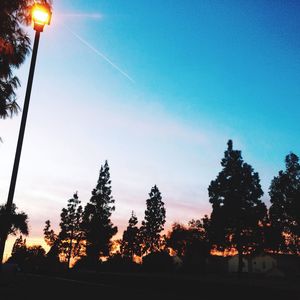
32;3;52;32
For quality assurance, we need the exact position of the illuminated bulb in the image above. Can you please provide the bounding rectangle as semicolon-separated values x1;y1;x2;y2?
31;4;52;31
32;8;50;25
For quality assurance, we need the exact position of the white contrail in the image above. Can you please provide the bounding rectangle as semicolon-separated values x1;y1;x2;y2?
64;25;135;83
58;13;103;19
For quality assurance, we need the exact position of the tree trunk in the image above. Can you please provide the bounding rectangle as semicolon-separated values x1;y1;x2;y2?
67;227;74;269
0;232;8;271
237;244;243;277
0;217;10;270
67;239;72;269
236;227;243;278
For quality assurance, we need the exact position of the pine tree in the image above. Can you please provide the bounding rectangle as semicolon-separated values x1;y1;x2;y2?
208;140;266;274
59;192;83;268
43;220;60;261
269;153;300;253
44;192;84;267
120;211;140;260
141;185;166;254
81;161;118;264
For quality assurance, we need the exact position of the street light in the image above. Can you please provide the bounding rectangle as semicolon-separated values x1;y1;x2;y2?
0;3;52;266
32;3;52;32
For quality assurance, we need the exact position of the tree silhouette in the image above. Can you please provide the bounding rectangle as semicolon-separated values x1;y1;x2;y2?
9;235;27;265
167;223;189;258
208;140;267;275
9;235;47;272
142;250;174;273
0;0;52;118
166;219;210;273
81;161;118;265
140;185;166;254
263;224;286;253
120;211;140;260
184;219;210;274
269;152;300;254
0;203;28;253
59;192;83;268
43;219;60;262
44;192;84;267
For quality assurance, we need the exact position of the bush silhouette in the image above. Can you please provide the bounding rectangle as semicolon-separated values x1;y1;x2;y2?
142;251;174;273
100;254;140;272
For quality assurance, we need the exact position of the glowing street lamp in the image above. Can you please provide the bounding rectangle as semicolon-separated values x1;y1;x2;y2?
32;3;52;32
0;3;52;267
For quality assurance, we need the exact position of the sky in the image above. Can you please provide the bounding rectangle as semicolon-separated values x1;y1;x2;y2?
1;0;300;259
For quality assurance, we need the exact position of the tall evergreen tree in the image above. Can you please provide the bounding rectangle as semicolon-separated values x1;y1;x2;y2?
44;192;84;267
43;219;60;262
140;185;166;254
120;211;140;260
269;153;300;253
81;161;118;264
59;192;83;268
208;140;266;274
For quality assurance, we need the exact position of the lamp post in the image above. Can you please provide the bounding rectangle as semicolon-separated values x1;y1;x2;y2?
0;3;52;266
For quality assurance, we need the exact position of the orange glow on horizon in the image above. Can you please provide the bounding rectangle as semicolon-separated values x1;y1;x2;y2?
4;236;50;263
210;248;238;257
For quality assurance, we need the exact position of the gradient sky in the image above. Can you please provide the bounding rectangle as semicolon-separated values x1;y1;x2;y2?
1;0;300;259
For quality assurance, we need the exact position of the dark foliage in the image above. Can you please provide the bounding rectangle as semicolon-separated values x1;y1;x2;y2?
208;140;267;273
0;0;52;119
7;236;51;273
120;211;141;260
142;251;174;273
72;256;102;272
140;185;166;254
100;254;140;273
0;204;28;254
43;192;84;268
269;153;300;253
81;161;118;264
59;192;84;268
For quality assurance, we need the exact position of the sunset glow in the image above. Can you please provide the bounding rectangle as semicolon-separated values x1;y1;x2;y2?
1;0;300;267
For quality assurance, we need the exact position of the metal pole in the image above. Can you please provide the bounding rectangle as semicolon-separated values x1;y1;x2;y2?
0;30;41;266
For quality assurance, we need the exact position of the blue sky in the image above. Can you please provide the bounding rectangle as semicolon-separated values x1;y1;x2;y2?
1;0;300;257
